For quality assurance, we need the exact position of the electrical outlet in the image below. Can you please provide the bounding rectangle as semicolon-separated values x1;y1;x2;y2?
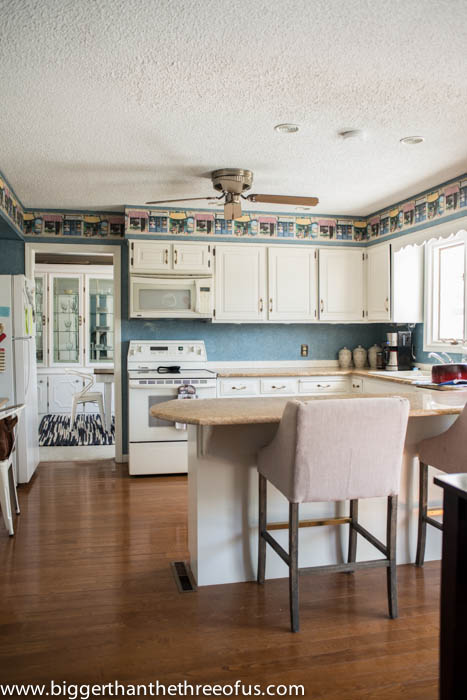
301;344;309;357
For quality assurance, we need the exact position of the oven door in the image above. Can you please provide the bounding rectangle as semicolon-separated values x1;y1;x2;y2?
128;381;187;442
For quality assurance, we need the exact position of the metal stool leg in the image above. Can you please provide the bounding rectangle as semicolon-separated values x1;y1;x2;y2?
289;502;299;633
415;461;428;567
386;495;398;619
348;498;359;567
257;474;267;585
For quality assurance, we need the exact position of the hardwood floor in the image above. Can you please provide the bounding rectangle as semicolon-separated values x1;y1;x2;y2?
0;460;441;697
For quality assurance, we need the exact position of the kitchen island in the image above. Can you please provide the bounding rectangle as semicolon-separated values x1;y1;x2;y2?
151;392;461;587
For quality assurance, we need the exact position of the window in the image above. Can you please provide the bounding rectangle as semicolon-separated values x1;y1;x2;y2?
424;232;467;352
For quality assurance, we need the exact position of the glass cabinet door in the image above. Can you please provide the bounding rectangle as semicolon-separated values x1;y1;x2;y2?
50;274;83;365
34;274;47;366
87;276;114;364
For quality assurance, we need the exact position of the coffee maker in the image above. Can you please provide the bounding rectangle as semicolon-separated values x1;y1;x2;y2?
383;330;414;371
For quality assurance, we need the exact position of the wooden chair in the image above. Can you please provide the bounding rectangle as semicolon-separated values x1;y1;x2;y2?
0;404;25;536
65;370;105;427
257;397;410;632
415;402;467;567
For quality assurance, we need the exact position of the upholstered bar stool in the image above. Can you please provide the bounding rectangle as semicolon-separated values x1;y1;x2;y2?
415;402;467;567
0;404;25;536
257;397;410;632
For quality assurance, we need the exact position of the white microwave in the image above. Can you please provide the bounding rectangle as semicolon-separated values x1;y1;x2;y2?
130;275;213;318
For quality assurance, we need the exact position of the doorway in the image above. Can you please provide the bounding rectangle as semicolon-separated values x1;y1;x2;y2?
25;243;123;463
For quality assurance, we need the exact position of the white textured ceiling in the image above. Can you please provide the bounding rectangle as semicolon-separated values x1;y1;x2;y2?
1;0;467;215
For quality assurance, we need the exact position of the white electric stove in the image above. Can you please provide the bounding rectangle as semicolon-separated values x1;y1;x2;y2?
127;341;217;475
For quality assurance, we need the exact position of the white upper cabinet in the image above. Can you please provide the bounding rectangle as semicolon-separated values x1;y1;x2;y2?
130;241;211;274
130;241;171;273
366;243;391;321
319;248;364;321
173;243;211;272
392;244;424;322
214;245;267;321
268;247;318;321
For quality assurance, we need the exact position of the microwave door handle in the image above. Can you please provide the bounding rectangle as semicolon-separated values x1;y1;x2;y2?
194;280;201;313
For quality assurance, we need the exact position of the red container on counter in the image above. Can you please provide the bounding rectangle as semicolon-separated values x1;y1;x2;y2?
431;363;467;383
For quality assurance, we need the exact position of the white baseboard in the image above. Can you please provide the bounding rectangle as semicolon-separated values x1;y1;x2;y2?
39;445;116;462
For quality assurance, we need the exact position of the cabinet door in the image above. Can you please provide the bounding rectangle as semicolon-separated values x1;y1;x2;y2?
268;247;317;321
37;376;48;415
319;249;364;321
34;274;47;367
214;245;267;321
49;273;84;367
48;375;83;413
392;244;424;322
366;244;390;320
173;243;211;273
85;275;114;365
130;241;171;273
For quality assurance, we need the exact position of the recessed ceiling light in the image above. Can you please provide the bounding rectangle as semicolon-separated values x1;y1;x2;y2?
274;123;300;134
400;135;425;145
338;129;365;140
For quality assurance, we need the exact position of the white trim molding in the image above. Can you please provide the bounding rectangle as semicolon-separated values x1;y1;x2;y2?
25;242;124;463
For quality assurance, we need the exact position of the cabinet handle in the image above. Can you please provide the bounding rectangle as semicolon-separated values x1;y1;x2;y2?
165;249;169;264
384;297;389;312
317;384;331;388
259;298;263;312
231;385;247;391
42;314;46;326
78;315;82;326
174;249;178;265
271;385;286;390
269;298;273;312
320;299;324;313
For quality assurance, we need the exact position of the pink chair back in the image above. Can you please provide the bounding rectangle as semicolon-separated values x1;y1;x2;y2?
418;402;467;473
258;397;410;503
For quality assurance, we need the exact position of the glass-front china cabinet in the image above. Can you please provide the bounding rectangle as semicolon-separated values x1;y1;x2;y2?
34;265;114;416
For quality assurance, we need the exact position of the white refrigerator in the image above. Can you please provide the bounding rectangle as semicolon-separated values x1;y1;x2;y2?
0;275;40;483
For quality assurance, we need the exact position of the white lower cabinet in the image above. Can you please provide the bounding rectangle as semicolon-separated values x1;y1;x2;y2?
298;377;350;394
48;374;83;413
37;376;48;416
218;378;260;397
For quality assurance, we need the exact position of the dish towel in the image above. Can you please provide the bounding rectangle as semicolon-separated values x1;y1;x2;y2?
175;384;197;430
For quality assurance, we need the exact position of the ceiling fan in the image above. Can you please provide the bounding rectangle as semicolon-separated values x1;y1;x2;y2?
146;169;319;220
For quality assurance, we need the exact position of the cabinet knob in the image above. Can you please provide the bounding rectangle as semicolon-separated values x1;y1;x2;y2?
165;249;169;265
320;299;324;313
174;249;178;265
232;385;246;391
259;298;263;312
271;385;286;390
385;297;389;312
269;298;273;313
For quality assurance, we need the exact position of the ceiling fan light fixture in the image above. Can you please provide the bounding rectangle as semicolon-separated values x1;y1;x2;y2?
274;123;300;134
400;135;425;145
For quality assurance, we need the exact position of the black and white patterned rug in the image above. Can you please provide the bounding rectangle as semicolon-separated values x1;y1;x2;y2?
39;413;115;447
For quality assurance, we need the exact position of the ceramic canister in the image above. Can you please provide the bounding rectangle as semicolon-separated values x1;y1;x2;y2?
368;344;382;369
338;346;352;369
353;345;367;369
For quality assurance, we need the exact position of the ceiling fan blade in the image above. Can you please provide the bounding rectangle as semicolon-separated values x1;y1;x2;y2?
247;194;319;206
145;196;217;205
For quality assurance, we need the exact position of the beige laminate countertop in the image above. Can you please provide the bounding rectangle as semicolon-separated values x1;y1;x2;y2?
215;367;424;385
150;392;461;426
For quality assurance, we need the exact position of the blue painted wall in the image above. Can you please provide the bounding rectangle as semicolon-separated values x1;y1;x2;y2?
0;238;25;274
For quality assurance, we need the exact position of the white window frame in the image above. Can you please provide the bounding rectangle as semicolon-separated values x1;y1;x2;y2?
424;230;467;352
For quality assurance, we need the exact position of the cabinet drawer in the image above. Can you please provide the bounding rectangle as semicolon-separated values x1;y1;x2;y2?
260;378;298;395
218;378;260;397
298;378;349;394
